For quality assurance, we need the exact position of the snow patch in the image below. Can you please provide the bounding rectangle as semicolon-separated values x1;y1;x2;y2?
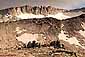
16;33;39;45
16;12;71;20
16;13;45;19
79;30;85;37
58;30;85;49
79;22;85;37
16;29;44;45
81;22;85;29
46;13;70;20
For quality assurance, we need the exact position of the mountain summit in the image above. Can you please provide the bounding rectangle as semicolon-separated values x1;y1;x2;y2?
0;6;68;20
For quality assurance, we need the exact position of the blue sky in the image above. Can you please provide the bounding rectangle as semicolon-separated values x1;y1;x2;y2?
0;0;85;10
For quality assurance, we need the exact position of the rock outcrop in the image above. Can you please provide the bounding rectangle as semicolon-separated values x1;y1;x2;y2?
0;14;85;56
0;5;85;57
0;5;66;17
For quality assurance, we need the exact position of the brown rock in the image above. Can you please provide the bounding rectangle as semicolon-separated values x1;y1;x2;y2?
40;6;48;15
33;7;40;15
21;6;27;13
16;7;22;15
47;6;53;14
26;6;32;13
11;7;17;16
16;41;26;49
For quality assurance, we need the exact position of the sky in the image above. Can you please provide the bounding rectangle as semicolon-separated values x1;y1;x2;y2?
0;0;85;10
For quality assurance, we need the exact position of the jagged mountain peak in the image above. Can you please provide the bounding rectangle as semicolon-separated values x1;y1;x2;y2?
0;5;68;20
0;5;84;22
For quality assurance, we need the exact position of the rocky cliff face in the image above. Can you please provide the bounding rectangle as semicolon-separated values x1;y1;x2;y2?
0;6;85;57
0;5;65;16
0;5;84;22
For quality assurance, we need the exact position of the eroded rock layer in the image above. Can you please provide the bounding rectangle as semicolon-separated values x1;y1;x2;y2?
0;6;65;16
0;14;85;56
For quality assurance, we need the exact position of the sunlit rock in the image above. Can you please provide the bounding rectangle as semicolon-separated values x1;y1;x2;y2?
11;7;17;16
21;6;27;13
46;12;71;20
58;30;85;49
16;7;22;15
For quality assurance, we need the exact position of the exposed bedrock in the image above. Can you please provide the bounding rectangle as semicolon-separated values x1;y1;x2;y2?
0;6;65;17
0;14;85;56
0;17;61;49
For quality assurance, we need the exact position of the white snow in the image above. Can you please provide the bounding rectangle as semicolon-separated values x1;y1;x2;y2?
16;33;39;45
16;27;43;45
15;27;45;45
46;13;71;20
81;22;85;29
16;13;45;19
58;30;85;49
16;12;71;20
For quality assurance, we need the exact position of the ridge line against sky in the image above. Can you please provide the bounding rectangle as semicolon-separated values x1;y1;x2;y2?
0;0;85;10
